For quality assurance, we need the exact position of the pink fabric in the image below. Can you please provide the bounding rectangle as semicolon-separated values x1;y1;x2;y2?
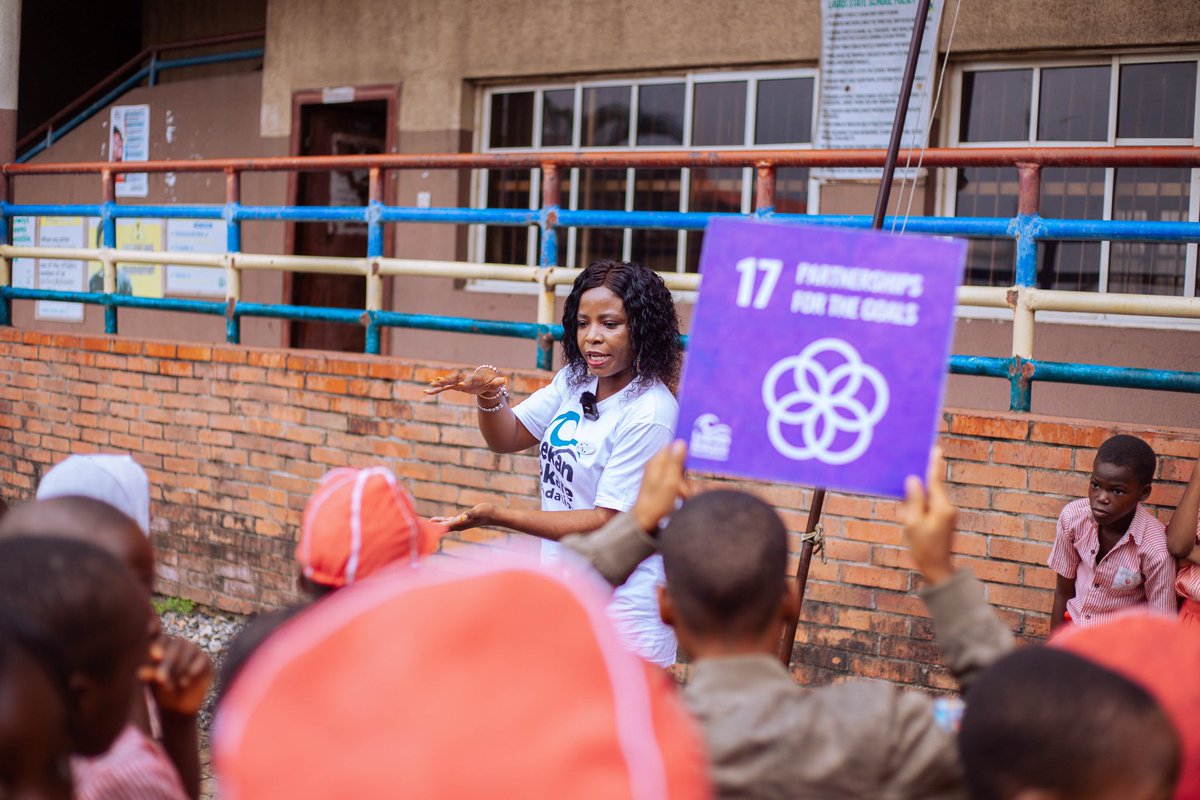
1047;498;1176;626
1174;510;1200;602
71;724;187;800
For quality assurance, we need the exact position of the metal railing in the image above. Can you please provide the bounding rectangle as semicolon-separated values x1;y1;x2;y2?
2;146;1200;411
16;31;266;163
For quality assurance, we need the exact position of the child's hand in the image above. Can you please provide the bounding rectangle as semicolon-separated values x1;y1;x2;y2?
899;448;957;586
632;441;691;535
139;634;213;718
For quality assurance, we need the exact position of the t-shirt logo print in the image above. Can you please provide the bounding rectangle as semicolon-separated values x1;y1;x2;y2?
541;411;581;505
762;338;889;466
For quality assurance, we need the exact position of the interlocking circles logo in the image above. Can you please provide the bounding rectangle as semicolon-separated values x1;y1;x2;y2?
762;338;890;465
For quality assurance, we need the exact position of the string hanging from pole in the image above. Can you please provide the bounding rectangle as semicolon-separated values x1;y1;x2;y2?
890;0;965;236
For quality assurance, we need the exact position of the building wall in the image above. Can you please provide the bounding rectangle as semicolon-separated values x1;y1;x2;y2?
1;327;1197;691
11;72;289;348
11;1;1200;428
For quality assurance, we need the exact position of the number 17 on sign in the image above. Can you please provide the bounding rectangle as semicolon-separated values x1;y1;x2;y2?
735;257;782;309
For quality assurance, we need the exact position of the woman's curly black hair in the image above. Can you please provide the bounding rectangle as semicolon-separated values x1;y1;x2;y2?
561;259;683;392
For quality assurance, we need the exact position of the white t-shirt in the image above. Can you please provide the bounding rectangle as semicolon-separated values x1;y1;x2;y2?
513;369;679;666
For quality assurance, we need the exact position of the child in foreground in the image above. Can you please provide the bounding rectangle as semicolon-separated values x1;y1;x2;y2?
0;498;210;800
1048;434;1176;630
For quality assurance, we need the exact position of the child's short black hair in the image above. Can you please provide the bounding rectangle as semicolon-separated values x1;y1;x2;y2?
659;490;787;638
1095;434;1157;486
215;604;309;707
0;537;147;681
0;602;70;704
959;646;1179;800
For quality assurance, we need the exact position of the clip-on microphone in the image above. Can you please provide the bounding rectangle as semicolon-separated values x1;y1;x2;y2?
581;391;599;421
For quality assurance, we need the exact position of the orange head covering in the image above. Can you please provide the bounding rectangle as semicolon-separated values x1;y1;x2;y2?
213;557;710;799
1051;613;1200;800
296;467;446;588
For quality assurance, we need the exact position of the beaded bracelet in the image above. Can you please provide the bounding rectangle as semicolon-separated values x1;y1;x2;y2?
477;385;509;412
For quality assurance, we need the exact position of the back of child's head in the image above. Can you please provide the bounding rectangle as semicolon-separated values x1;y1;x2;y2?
0;604;73;799
0;496;154;593
0;536;151;756
1052;615;1200;799
1095;434;1157;486
36;453;151;536
214;604;310;707
296;466;446;593
658;489;787;639
959;645;1179;800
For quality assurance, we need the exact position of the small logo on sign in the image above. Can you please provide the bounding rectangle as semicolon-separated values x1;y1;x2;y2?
762;338;889;466
690;413;732;461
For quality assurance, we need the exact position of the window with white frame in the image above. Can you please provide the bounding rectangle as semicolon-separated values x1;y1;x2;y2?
477;69;817;274
948;56;1199;297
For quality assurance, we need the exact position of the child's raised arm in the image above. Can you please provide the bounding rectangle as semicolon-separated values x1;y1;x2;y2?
1167;450;1200;560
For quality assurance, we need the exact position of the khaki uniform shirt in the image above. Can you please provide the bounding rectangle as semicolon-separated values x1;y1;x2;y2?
563;514;1014;800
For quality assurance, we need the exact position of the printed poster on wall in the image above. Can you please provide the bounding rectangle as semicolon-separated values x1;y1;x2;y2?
166;219;227;296
110;104;149;198
113;219;163;298
677;218;965;498
815;0;945;180
10;216;35;289
35;217;86;322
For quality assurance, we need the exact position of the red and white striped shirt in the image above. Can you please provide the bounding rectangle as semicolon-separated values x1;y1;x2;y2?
1048;498;1177;626
1175;509;1200;602
71;724;188;800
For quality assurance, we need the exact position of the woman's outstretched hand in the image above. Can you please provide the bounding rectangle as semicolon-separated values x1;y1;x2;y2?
430;502;496;532
424;365;507;397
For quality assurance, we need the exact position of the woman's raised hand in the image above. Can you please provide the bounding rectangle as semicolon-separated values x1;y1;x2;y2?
424;364;507;397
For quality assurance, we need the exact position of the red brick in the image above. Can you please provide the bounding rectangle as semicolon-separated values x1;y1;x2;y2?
987;583;1052;613
1029;422;1109;448
950;461;1027;490
939;436;991;462
159;361;193;377
991;490;1065;520
948;413;1029;441
841;564;911;592
1028;468;1085;497
989;538;1051;565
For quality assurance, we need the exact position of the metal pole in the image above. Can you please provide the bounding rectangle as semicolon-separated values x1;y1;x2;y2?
781;0;933;668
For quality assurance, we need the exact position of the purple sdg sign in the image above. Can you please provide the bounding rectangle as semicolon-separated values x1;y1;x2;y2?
677;218;966;498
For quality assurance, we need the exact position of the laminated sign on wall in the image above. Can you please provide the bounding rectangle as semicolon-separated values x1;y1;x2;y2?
815;0;945;180
677;218;965;498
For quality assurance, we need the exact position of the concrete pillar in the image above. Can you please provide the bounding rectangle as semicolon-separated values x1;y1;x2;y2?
0;0;20;164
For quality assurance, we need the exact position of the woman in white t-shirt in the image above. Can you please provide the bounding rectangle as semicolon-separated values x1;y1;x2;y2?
425;259;683;666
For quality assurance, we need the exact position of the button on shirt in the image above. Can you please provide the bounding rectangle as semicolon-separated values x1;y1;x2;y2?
1048;498;1176;626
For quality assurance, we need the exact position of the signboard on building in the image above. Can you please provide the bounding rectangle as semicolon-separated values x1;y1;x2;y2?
166;219;227;296
677;218;965;498
110;104;150;198
35;217;86;322
815;0;945;180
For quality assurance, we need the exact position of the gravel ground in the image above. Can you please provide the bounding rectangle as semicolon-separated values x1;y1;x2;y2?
158;605;248;800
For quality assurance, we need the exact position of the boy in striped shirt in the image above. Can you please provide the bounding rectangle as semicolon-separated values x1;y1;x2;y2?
1048;434;1176;631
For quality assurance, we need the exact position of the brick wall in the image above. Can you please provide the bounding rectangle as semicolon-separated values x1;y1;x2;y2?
1;327;1197;692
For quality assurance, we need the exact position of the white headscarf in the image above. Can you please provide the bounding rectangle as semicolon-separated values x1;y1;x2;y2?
36;454;151;536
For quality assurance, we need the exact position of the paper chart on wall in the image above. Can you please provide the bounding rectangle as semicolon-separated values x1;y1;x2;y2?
35;217;85;322
165;219;227;296
114;219;164;298
10;216;35;289
110;104;150;198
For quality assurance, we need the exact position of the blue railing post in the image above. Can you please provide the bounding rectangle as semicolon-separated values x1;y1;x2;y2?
0;175;10;328
1008;163;1042;412
364;167;384;355
536;164;560;370
224;169;242;345
101;171;118;334
148;51;159;87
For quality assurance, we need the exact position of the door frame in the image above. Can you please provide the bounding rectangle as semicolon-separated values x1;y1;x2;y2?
282;84;400;351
